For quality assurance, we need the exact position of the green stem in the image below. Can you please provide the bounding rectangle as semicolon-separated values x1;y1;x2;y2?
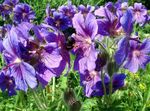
15;91;27;109
101;70;107;100
95;40;108;54
141;87;150;111
109;76;113;95
32;90;47;110
77;87;82;97
52;77;55;102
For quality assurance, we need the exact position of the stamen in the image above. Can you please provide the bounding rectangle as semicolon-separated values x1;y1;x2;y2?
14;58;22;63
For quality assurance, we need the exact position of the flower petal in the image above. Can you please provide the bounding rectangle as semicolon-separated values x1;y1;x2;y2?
120;9;133;36
11;62;37;91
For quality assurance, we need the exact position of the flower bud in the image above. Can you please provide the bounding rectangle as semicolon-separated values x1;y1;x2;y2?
63;89;81;111
95;52;109;71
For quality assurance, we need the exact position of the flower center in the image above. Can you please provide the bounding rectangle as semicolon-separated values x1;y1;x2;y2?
14;58;22;63
22;13;27;18
90;70;97;78
85;38;92;44
56;20;61;27
136;11;141;17
133;50;141;57
4;5;11;10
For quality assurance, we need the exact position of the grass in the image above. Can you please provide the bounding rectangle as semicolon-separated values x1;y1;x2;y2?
0;0;150;111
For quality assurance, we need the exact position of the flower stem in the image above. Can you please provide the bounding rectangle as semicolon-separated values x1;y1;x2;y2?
109;76;113;95
32;90;44;110
141;86;150;111
101;70;107;101
95;40;108;54
52;77;55;102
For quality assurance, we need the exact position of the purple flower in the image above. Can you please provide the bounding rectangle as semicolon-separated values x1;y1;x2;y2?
13;3;35;23
3;0;19;5
120;9;133;36
38;40;70;85
123;38;150;73
130;3;148;25
94;5;121;37
116;2;129;18
92;73;126;97
29;26;70;86
58;3;76;18
0;72;16;96
115;37;129;65
72;12;98;73
78;5;95;15
0;0;19;19
45;12;72;31
0;38;4;53
41;32;70;73
15;22;34;42
2;28;37;91
80;70;126;97
80;70;101;97
115;9;134;65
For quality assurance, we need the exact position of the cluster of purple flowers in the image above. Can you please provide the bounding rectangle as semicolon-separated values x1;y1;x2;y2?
0;0;149;97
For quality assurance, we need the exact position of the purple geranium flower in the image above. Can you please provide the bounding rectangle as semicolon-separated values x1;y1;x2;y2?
80;70;101;97
120;9;133;37
94;5;122;37
0;25;12;53
2;28;37;91
130;3;148;25
115;9;150;73
116;1;128;18
0;72;16;96
0;0;19;19
13;3;35;23
78;5;95;15
92;73;126;97
72;12;99;73
45;11;72;31
115;9;134;65
28;25;70;86
80;70;126;97
58;2;76;18
123;38;150;73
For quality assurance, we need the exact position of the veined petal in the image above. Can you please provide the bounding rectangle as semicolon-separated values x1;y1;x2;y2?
41;50;62;69
124;56;139;73
72;12;87;37
11;62;37;91
115;37;129;65
85;13;98;38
